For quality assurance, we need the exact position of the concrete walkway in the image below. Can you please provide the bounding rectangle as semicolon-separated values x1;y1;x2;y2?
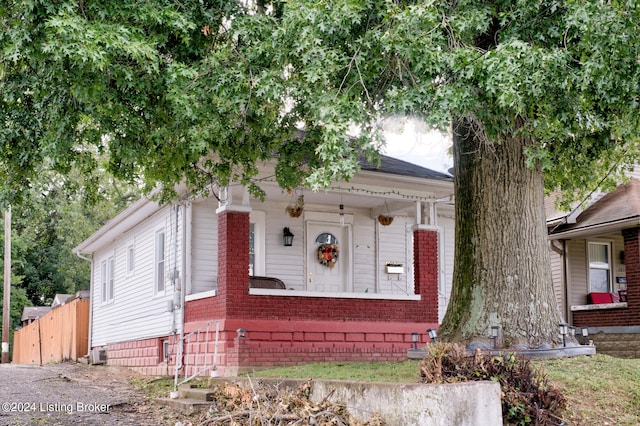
0;363;172;425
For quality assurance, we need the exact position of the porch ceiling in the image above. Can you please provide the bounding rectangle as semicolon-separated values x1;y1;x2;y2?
238;170;454;216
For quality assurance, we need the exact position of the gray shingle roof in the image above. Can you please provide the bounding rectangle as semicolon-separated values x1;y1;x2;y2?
361;154;453;181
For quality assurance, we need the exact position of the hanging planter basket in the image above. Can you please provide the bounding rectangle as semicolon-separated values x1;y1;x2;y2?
377;215;394;226
286;194;304;218
377;201;394;226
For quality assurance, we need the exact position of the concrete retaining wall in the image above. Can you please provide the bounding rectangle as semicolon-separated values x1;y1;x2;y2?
211;377;502;426
588;327;640;358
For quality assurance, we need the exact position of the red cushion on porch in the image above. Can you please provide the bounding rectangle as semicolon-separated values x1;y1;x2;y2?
588;292;614;304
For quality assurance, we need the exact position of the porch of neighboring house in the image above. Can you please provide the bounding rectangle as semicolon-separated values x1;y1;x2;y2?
569;228;640;357
547;177;640;358
106;205;442;377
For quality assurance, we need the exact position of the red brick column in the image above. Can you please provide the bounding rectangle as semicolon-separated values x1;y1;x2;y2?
622;228;639;310
217;208;250;317
413;226;439;323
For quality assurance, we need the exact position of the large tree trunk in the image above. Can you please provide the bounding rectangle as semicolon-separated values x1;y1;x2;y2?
439;118;563;348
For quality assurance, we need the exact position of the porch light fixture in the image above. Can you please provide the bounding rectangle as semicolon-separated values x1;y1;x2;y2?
427;328;437;343
558;323;568;347
581;326;589;345
490;325;500;349
411;332;419;350
236;328;248;339
339;204;345;226
283;227;294;247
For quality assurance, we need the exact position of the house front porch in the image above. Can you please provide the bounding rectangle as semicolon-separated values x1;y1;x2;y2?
174;207;441;376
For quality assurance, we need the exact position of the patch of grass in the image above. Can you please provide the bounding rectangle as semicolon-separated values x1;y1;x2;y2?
129;377;175;400
533;354;640;425
254;360;421;383
256;354;640;425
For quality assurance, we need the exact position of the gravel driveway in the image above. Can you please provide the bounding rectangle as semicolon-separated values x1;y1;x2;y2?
0;362;180;426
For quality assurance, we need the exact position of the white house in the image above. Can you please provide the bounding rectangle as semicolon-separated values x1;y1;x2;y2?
75;155;455;375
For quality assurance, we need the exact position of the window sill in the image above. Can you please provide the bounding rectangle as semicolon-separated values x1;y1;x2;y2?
570;302;628;312
248;288;420;301
185;289;218;301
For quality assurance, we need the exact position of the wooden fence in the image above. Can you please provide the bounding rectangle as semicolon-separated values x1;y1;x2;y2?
12;298;90;365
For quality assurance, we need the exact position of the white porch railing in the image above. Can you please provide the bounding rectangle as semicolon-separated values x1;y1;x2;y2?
172;320;219;395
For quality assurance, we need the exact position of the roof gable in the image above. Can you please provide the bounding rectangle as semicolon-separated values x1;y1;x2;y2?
574;178;640;226
549;178;640;236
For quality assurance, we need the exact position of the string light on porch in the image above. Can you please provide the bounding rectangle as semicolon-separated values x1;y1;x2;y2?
328;184;437;202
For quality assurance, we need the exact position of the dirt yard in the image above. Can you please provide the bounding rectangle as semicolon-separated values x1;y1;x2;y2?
0;362;181;425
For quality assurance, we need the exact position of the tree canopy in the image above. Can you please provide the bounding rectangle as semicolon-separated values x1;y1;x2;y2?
2;1;640;345
2;1;639;205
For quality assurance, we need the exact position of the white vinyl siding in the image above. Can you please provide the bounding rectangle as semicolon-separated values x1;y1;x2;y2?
351;211;376;293
190;198;219;294
263;206;304;286
548;245;566;320
438;213;455;323
90;207;181;347
378;216;413;295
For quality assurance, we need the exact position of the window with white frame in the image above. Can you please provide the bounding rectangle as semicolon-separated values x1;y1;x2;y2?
100;256;115;303
126;242;135;275
155;230;166;293
588;242;611;293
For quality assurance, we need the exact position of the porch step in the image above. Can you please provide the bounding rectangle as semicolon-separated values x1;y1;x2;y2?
178;384;215;401
154;397;212;414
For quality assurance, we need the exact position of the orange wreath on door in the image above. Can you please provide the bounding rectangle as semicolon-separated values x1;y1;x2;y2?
317;244;339;269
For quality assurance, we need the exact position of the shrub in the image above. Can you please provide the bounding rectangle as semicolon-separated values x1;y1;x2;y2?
419;343;566;425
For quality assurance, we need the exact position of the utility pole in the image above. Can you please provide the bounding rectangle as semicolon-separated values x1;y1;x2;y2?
2;207;11;363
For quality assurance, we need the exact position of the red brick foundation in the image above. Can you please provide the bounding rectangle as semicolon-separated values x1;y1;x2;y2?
107;336;176;376
105;211;442;376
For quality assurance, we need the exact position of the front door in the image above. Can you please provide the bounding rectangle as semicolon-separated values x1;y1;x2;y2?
306;221;351;292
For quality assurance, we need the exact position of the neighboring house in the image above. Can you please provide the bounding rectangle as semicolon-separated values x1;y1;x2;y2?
21;306;52;327
548;178;640;357
74;156;455;375
51;294;73;308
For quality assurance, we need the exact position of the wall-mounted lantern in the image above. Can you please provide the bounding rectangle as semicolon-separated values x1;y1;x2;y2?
283;227;294;247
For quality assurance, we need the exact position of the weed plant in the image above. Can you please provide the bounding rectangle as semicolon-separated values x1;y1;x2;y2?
419;343;566;426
